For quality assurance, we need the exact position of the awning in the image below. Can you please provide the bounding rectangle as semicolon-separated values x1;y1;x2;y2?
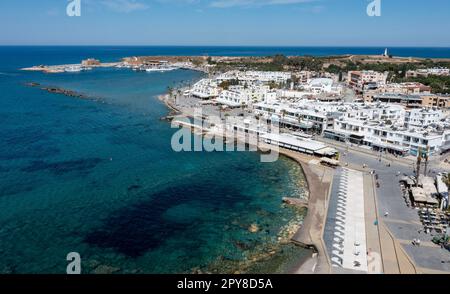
315;147;338;156
411;187;439;205
372;142;409;152
324;130;347;139
350;134;365;139
320;157;340;166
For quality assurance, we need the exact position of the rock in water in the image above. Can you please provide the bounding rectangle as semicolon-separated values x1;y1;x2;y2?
249;224;259;233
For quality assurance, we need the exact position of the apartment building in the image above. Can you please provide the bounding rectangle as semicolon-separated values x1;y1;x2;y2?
216;70;291;84
363;82;431;103
421;95;450;108
348;70;389;92
216;90;249;107
372;93;450;109
372;94;424;108
325;118;449;156
253;102;328;134
190;79;219;99
404;108;443;128
304;78;343;95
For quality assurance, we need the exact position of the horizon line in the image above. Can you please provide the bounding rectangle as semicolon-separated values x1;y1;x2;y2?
1;44;450;48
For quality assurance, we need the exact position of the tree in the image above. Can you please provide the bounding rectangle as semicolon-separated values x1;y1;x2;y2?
444;174;450;189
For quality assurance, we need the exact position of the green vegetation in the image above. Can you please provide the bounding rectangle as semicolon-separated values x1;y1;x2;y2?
404;76;450;94
268;81;284;90
444;174;450;189
218;79;239;90
212;55;450;93
322;60;450;93
214;54;324;72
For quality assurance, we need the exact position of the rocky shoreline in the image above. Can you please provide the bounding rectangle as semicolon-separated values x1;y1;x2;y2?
157;90;315;274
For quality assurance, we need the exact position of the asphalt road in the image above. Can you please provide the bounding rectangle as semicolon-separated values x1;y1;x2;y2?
339;147;450;272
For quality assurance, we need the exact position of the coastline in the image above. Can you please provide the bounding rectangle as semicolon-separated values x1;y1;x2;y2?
22;68;330;274
278;151;333;274
157;90;331;274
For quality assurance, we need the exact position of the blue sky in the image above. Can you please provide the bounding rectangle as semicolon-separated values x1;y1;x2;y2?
1;0;450;46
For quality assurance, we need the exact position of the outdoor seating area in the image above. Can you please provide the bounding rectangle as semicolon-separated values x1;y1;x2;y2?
400;175;450;234
418;208;449;234
399;176;445;209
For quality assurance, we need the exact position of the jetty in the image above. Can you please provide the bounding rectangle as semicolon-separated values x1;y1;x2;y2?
282;197;309;208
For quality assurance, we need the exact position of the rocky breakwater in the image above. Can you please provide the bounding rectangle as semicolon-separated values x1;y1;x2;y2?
26;82;90;99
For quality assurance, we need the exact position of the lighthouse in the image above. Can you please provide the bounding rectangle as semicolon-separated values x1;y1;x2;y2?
383;48;389;57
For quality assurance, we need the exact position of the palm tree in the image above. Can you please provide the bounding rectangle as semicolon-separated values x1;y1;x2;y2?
280;109;287;128
297;116;303;131
167;86;174;98
241;102;246;116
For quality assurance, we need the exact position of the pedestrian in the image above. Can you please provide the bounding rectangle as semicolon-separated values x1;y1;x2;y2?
384;211;389;217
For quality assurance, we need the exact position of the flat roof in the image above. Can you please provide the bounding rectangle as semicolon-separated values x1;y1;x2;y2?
261;133;335;153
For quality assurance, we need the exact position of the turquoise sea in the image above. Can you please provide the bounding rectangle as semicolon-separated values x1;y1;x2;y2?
0;47;310;274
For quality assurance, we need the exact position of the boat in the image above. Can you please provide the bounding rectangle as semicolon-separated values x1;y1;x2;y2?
65;66;82;73
145;66;178;73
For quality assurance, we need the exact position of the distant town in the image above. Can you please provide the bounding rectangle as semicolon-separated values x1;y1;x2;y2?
24;50;450;274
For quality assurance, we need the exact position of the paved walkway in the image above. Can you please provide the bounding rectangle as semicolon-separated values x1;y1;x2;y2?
325;168;368;272
363;174;383;274
281;149;334;274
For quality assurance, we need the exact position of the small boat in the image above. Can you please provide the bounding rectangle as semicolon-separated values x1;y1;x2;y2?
145;66;178;73
65;66;82;73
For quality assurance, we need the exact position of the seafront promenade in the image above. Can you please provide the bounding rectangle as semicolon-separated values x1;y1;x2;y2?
285;151;333;274
161;91;333;273
162;91;400;274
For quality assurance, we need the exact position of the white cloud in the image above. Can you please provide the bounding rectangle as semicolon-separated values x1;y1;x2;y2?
209;0;314;8
100;0;149;13
86;0;316;12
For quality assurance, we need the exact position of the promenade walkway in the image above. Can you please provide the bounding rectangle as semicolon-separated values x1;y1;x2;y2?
280;150;333;274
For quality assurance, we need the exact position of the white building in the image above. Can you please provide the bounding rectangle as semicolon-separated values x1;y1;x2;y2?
253;101;328;134
325;113;450;156
190;79;219;99
406;68;450;78
277;90;312;99
304;78;343;95
245;71;291;83
215;85;277;107
216;70;291;84
404;108;443;128
216;90;249;107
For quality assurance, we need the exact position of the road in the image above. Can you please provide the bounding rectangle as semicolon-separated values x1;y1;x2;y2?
336;145;450;273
